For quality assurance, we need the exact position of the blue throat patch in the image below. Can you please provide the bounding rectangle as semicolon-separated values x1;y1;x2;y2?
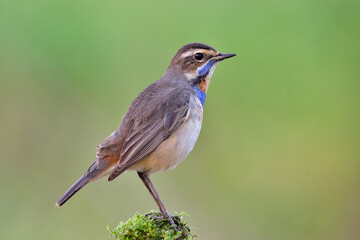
194;85;206;107
198;60;215;76
194;59;215;106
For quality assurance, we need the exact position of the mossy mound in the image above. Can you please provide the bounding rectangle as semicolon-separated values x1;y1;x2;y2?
107;211;196;240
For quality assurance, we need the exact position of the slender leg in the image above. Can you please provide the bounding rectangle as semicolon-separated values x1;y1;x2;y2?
137;172;175;225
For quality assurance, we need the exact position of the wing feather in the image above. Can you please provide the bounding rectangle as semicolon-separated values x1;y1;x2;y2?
108;86;191;181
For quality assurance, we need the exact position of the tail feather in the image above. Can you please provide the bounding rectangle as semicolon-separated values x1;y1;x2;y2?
56;175;90;207
56;159;115;207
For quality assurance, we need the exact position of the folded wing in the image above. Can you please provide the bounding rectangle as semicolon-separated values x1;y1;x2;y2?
108;86;191;181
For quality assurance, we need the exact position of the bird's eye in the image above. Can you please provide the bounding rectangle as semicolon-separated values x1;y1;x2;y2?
194;52;204;61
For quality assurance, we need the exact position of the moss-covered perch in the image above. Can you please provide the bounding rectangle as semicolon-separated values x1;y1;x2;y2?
107;211;196;240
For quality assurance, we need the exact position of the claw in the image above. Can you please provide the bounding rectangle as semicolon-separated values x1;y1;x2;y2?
145;212;180;231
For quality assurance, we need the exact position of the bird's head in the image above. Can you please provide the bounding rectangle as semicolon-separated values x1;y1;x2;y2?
166;43;236;94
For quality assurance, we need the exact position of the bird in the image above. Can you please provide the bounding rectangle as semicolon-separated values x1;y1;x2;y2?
56;42;236;225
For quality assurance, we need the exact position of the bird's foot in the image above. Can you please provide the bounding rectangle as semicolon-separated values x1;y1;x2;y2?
145;212;180;231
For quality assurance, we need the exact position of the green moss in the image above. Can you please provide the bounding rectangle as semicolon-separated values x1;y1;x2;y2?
107;211;196;240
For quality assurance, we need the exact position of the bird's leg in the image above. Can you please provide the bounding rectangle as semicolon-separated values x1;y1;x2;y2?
137;172;176;226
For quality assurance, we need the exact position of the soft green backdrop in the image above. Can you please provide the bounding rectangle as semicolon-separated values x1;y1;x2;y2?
0;0;359;239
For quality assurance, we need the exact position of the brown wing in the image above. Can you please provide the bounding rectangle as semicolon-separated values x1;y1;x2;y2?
108;86;191;181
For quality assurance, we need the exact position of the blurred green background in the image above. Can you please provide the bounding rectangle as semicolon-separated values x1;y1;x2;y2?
1;0;359;239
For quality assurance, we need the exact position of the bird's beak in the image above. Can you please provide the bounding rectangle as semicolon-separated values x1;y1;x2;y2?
213;53;237;61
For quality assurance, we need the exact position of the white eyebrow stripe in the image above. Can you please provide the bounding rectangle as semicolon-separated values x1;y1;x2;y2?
179;50;196;59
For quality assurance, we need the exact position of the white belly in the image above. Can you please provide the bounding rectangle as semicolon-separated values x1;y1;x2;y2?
130;97;203;173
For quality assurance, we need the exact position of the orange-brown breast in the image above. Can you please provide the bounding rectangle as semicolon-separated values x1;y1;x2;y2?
197;75;211;93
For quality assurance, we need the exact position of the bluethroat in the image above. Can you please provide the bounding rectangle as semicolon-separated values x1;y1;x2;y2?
56;42;236;224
